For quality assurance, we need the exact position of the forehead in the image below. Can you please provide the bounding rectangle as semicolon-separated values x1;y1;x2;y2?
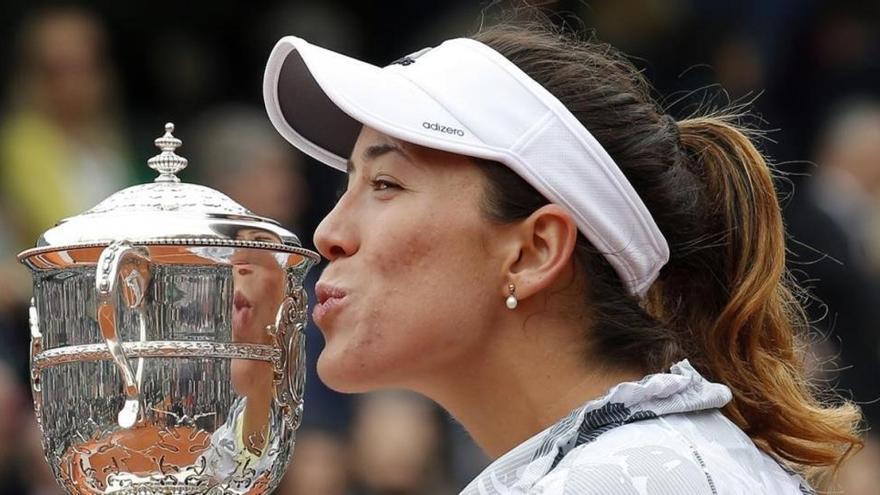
352;126;475;171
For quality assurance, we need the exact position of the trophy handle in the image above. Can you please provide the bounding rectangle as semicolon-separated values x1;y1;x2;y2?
29;298;43;425
96;240;151;428
268;286;307;428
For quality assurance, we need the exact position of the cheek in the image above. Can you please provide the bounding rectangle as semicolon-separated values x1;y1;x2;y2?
368;209;485;319
319;207;495;390
359;222;450;346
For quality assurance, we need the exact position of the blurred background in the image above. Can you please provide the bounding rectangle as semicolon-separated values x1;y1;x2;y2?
0;0;878;493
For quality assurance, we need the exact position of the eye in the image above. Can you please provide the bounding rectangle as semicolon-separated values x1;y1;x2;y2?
370;178;401;191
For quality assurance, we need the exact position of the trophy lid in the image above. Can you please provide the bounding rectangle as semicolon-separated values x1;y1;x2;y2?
19;123;310;259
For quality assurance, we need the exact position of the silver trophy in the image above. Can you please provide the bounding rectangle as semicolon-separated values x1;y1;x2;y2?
18;123;319;494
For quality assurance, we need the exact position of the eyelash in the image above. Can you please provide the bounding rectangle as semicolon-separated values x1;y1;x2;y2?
370;179;401;191
335;178;401;202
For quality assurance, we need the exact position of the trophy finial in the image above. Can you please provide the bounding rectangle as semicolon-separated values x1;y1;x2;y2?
148;122;188;182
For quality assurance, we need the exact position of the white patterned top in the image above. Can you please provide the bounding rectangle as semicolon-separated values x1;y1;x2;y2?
461;360;814;495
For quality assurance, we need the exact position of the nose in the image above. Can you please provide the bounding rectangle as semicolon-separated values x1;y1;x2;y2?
313;194;358;261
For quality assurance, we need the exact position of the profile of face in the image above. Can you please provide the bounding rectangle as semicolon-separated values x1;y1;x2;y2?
230;229;286;397
312;126;512;393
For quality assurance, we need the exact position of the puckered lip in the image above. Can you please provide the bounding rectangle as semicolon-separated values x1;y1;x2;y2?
315;283;347;304
233;291;252;311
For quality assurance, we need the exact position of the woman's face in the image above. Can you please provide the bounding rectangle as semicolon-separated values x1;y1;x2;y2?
312;126;509;393
230;230;286;397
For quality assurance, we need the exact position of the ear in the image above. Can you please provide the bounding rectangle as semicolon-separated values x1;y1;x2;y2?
503;204;578;301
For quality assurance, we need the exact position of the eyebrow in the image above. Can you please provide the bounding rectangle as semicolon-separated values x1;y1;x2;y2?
346;143;409;174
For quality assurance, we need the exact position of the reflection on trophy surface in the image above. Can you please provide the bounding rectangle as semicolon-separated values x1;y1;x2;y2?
230;229;286;460
18;124;318;494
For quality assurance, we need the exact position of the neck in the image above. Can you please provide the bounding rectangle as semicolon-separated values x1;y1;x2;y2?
413;312;644;459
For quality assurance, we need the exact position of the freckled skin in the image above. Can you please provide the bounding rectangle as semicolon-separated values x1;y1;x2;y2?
313;126;508;393
311;128;650;459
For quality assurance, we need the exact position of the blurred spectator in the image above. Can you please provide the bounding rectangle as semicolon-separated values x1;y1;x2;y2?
21;417;63;495
189;105;309;231
277;428;351;495
350;391;452;495
714;34;765;98
584;0;684;54
836;436;880;495
0;6;135;246
256;2;365;57
0;9;135;386
0;362;27;494
786;99;880;428
0;203;31;381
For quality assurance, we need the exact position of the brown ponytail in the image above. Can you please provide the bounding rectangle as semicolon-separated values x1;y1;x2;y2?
669;116;863;472
471;20;862;485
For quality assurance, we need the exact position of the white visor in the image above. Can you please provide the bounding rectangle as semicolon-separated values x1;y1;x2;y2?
263;36;669;296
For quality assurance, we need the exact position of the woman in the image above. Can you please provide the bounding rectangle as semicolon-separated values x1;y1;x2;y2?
262;20;862;494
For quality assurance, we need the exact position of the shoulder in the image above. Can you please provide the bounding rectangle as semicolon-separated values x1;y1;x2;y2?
529;412;812;495
530;418;715;495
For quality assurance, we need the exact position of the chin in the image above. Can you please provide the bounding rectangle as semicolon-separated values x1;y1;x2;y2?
316;351;384;394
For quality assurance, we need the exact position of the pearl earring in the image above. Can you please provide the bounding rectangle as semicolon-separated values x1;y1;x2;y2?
506;284;518;310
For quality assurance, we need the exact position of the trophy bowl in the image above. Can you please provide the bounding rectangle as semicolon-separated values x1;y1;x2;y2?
18;124;319;494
